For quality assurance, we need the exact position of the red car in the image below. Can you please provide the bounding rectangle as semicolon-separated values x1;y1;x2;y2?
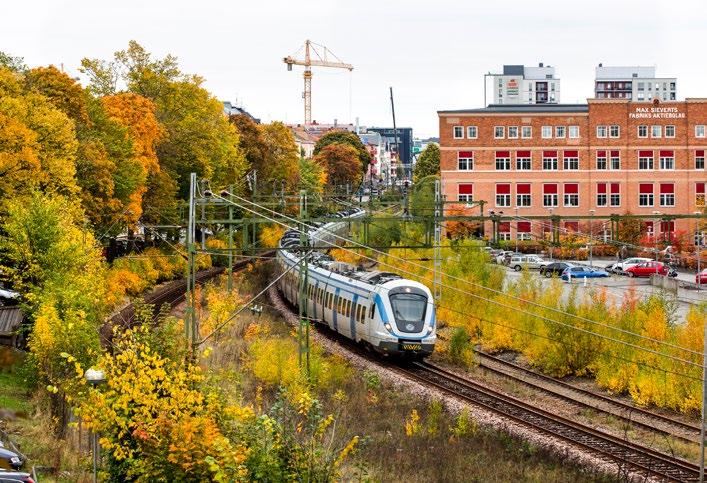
697;269;707;285
625;261;673;278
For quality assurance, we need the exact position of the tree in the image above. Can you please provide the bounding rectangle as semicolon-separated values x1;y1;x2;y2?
298;158;327;197
313;130;371;175
413;143;440;183
25;66;89;125
260;121;300;190
313;144;362;189
410;175;436;217
617;212;645;246
229;113;267;177
0;51;27;73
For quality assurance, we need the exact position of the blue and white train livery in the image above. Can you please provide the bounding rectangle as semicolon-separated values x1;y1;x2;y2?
277;208;436;357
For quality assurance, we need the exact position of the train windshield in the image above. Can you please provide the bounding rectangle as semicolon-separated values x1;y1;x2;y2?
390;293;427;321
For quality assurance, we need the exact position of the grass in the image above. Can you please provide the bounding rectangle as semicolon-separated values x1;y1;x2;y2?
0;370;31;414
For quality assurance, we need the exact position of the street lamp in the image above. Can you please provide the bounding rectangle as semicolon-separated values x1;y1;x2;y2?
85;368;106;483
514;206;520;253
652;211;661;261
589;209;595;267
696;212;704;290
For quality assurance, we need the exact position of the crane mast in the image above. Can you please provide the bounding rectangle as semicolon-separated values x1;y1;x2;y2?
284;40;353;126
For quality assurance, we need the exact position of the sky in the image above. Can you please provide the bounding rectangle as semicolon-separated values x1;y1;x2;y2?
2;0;707;138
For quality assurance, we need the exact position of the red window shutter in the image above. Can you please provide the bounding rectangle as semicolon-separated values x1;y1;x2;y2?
597;183;607;194
564;150;578;157
458;151;473;158
498;222;511;232
458;184;473;195
565;221;579;232
543;184;558;194
496;184;511;194
697;182;705;194
597;150;607;157
516;183;531;194
495;151;510;158
610;150;620;157
517;150;531;157
660;183;674;194
517;221;531;232
639;150;653;157
639;183;653;194
543;150;557;157
696;150;705;157
644;221;653;231
659;150;674;157
610;183;620;194
564;183;578;194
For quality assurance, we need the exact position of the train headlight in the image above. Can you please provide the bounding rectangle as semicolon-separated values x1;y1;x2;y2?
384;322;393;333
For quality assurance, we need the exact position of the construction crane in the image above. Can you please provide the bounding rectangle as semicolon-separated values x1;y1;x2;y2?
283;40;353;126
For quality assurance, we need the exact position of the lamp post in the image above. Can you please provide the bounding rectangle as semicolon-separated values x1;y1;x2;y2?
652;211;661;261
85;368;106;483
588;209;595;267
514;206;519;253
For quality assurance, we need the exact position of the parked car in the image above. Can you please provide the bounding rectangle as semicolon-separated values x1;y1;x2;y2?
609;257;652;274
540;262;574;277
625;261;677;278
0;471;34;483
509;255;550;271
560;266;610;281
694;268;707;285
0;444;22;471
496;251;522;266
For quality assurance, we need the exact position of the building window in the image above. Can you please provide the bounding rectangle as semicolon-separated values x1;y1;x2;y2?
568;126;579;138
610;150;620;170
521;126;532;138
458;184;473;202
516;151;531;170
542;126;552;139
496;184;511;207
542;150;558;170
543;184;558;207
563;183;579;207
659;150;674;170
610;183;620;206
495;151;511;170
453;126;463;139
696;150;705;170
659;183;675;207
638;125;648;138
665;125;675;138
517;221;532;240
596;125;607;138
596;183;607;206
563;150;579;170
467;126;477;139
638;150;654;170
639;183;654;207
458;151;473;171
637;82;645;91
696;125;705;138
609;125;620;138
498;222;511;241
494;126;505;139
651;125;662;138
516;183;531;207
596;150;607;170
697;182;706;207
555;126;566;138
508;126;519;139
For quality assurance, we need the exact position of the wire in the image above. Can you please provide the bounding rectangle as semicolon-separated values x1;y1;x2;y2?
220;192;705;361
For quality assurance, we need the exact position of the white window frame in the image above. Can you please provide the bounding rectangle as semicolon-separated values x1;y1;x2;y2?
521;126;532;139
568;126;579;139
467;126;478;139
610;190;621;207
596;191;607;207
541;126;552;139
665;125;675;138
495;156;511;171
542;155;558;171
495;188;511;207
660;192;675;207
609;125;620;138
696;125;706;138
651;125;662;138
639;155;654;170
610;153;620;170
660;155;674;170
516;193;531;207
564;191;579;207
696;153;705;170
508;126;519;139
596;125;607;138
458;153;473;171
563;155;579;170
637;125;648;138
453;126;464;139
555;126;566;138
543;193;558;208
639;191;654;207
458;192;473;202
516;155;531;171
494;126;505;139
596;153;607;170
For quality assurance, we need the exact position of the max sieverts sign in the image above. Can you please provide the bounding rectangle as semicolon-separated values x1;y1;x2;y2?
629;106;686;119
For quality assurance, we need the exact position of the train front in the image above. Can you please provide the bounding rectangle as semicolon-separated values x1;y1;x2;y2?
373;279;436;357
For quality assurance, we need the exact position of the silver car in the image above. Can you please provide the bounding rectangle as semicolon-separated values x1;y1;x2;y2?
509;255;550;271
609;257;652;274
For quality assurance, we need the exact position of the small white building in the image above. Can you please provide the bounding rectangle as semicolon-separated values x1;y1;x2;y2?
594;64;676;101
488;63;560;105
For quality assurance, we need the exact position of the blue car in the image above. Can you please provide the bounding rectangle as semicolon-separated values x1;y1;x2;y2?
560;266;610;281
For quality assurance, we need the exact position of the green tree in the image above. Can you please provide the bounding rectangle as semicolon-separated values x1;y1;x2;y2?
229;113;267;178
260;121;300;190
298;157;326;197
313;129;371;175
410;175;437;217
413;143;440;183
0;51;27;72
314;143;362;189
617;212;645;246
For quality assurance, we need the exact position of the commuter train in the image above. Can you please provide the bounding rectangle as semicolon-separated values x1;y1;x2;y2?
277;208;436;357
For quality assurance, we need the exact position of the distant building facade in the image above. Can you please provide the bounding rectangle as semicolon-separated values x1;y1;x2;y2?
223;101;260;123
368;127;413;177
594;65;676;102
489;64;560;105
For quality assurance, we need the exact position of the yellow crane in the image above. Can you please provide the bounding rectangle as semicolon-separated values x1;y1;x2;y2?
283;40;353;126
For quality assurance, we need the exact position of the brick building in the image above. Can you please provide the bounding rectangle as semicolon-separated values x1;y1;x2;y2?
438;98;706;241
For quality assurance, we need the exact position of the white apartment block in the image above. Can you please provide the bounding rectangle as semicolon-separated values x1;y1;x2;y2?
490;63;560;105
594;65;676;101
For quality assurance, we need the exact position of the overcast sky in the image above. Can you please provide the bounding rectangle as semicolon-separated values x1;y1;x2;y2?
3;0;707;137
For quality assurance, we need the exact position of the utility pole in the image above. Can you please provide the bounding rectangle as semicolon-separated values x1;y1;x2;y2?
297;190;310;378
227;185;234;293
589;209;595;268
390;87;402;179
434;178;442;302
186;173;197;350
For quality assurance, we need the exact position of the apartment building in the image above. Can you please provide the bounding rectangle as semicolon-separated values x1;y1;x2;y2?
594;65;676;102
489;64;560;105
438;98;706;241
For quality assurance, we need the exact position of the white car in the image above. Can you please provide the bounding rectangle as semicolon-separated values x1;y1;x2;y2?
509;255;550;271
609;257;652;274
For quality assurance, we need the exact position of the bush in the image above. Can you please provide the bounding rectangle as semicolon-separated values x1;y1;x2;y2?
448;327;474;366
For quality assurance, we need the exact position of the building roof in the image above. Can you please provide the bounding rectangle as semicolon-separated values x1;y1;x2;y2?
438;104;588;115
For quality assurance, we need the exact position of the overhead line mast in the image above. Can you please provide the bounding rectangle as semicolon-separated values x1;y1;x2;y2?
284;40;353;126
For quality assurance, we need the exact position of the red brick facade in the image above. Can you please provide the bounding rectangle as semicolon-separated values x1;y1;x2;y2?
438;98;706;240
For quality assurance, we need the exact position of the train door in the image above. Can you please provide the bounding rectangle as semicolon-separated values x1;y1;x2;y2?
332;288;340;332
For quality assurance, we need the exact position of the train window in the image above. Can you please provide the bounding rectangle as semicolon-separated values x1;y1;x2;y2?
369;302;376;319
347;300;351;317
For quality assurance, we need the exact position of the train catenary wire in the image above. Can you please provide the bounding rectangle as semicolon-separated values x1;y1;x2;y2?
215;192;705;367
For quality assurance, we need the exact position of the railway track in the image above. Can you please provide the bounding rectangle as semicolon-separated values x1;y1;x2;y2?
475;350;700;444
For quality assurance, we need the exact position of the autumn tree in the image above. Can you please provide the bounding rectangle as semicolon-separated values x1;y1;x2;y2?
0;51;27;72
617;212;645;246
314;143;362;189
413;143;440;183
298;157;327;197
314;129;371;175
229;113;267;175
260;121;300;190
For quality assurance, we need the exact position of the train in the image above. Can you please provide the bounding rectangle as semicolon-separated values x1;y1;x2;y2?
277;207;436;357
